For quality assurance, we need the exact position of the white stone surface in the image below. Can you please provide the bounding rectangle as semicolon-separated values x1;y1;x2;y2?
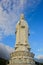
8;14;35;65
15;14;30;51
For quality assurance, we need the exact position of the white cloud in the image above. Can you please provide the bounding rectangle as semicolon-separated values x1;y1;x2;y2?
0;0;42;35
0;43;14;59
37;55;43;59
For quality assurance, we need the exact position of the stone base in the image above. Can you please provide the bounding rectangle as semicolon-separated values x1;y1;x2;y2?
7;51;35;65
10;51;34;58
8;63;35;65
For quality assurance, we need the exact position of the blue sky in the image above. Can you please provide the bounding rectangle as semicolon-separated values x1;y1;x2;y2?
0;0;43;58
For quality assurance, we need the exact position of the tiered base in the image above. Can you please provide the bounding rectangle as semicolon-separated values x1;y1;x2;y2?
8;51;35;65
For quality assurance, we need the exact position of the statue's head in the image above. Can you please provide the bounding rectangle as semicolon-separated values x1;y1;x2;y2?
20;14;24;20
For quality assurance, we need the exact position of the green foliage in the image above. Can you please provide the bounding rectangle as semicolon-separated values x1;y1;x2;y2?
40;63;43;65
0;58;8;65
